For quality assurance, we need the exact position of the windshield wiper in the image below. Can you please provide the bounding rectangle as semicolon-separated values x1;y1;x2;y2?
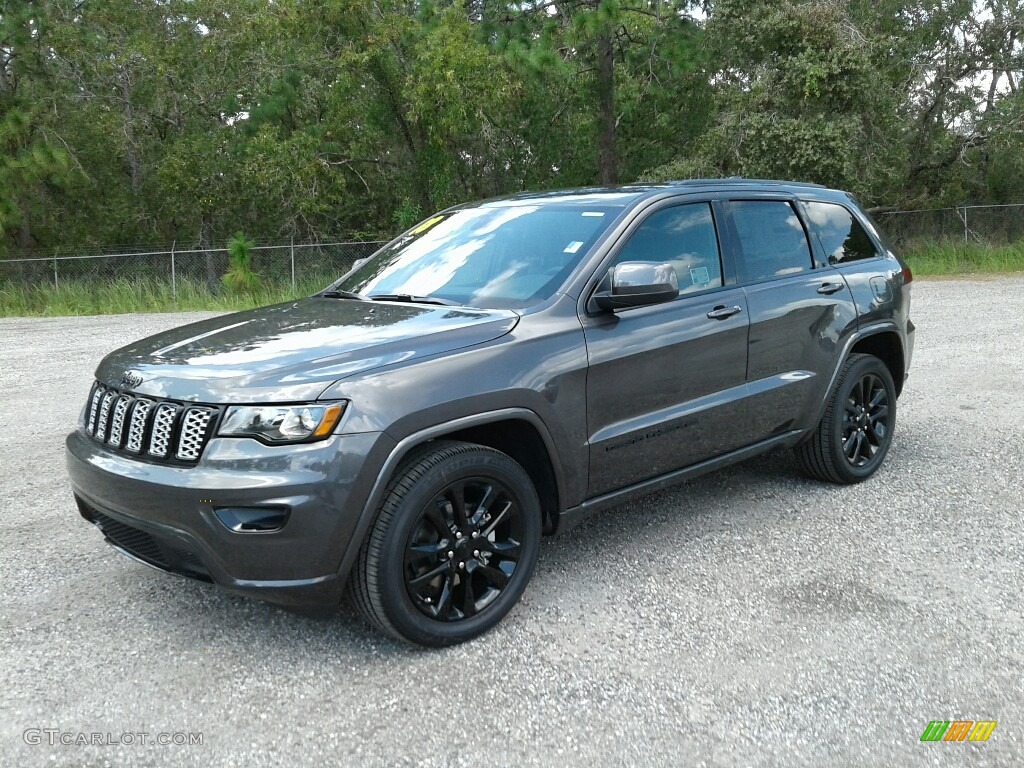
366;293;461;307
320;289;366;300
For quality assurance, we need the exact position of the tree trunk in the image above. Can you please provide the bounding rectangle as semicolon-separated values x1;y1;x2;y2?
118;67;142;194
201;212;219;294
365;35;433;213
985;68;999;113
596;30;618;185
17;205;33;251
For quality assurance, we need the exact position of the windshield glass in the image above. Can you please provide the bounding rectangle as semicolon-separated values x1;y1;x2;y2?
335;204;619;309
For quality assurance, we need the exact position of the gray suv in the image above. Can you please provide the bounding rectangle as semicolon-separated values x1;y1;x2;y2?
66;180;914;646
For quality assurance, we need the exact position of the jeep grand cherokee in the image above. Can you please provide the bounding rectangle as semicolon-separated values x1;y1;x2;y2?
66;179;914;646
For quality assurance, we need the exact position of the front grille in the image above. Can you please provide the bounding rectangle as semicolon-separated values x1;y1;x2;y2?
84;381;220;464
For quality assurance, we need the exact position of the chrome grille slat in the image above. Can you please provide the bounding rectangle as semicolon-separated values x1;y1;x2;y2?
177;408;214;461
82;382;216;464
86;386;103;434
125;399;153;453
148;403;179;458
96;391;116;441
107;396;131;446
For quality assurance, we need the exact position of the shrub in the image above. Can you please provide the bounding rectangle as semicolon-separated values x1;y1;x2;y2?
221;232;259;293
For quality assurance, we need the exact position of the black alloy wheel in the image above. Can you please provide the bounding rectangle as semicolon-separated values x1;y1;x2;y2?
404;477;525;621
841;371;890;468
349;441;542;646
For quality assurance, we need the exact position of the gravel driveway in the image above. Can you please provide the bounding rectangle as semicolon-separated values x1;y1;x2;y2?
1;278;1022;767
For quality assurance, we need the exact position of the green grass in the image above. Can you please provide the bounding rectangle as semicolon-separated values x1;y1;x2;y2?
903;239;1024;276
0;276;333;317
2;242;1023;316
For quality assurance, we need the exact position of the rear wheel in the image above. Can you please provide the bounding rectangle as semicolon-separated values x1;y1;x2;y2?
795;353;897;484
348;440;541;646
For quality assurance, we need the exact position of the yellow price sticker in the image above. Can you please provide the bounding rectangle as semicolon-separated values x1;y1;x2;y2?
410;215;445;235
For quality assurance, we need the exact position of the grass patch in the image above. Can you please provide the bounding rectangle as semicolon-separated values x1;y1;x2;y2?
902;240;1024;276
0;276;333;317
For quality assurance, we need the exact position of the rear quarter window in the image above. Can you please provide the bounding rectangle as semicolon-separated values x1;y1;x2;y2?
803;201;879;264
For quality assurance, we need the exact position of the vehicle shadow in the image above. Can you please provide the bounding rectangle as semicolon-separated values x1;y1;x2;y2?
111;447;825;659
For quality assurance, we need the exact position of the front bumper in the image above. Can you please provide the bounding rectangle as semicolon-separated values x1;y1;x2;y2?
66;427;394;606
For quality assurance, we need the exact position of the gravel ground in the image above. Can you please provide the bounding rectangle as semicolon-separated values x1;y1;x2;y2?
1;278;1022;767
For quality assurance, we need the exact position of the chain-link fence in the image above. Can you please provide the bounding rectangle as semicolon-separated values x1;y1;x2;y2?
0;241;386;294
2;203;1022;293
874;203;1024;248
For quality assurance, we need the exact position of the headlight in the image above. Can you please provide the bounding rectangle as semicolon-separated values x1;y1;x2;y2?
218;403;346;444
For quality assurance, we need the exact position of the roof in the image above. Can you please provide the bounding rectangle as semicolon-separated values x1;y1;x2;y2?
474;178;840;210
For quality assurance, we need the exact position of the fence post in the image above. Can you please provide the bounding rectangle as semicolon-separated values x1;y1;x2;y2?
290;237;296;292
170;240;177;303
53;256;59;289
963;206;968;243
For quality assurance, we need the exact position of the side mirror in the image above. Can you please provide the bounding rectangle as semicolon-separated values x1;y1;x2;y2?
594;261;679;311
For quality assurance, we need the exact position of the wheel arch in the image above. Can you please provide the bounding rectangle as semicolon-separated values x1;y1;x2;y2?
849;329;906;396
807;323;905;433
336;409;565;585
440;420;561;535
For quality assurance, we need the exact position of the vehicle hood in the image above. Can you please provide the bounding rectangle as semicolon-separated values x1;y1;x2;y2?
95;298;520;403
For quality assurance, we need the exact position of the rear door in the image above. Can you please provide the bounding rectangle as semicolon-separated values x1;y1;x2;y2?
800;199;906;328
721;197;859;441
581;199;751;497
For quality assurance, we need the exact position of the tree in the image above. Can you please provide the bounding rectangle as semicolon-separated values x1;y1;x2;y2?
645;0;906;202
2;0;1021;259
0;0;71;254
492;0;707;185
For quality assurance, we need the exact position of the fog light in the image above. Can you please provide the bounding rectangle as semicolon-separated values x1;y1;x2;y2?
214;507;290;533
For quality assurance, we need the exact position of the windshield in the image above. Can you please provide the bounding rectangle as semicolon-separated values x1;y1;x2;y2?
335;204;619;309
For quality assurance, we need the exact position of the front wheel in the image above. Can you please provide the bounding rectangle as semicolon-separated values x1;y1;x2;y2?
348;441;542;646
795;353;897;484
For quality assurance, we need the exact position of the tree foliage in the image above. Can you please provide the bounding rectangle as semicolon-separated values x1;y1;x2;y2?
1;0;73;255
1;0;1022;255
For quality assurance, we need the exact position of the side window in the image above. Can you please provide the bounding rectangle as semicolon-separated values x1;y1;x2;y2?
803;201;879;264
728;200;812;282
612;203;723;295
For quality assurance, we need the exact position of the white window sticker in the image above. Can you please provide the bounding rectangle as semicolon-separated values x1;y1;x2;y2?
581;212;605;217
564;241;584;254
690;266;711;286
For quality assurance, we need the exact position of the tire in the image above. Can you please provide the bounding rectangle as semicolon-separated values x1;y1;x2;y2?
794;353;897;484
348;440;542;647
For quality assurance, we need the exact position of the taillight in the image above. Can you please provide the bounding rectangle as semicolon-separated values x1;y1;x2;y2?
901;265;913;284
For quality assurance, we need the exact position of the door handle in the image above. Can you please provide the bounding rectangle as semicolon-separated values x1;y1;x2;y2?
707;305;743;320
817;281;846;295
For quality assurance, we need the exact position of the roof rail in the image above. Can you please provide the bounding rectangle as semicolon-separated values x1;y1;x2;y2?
664;178;827;189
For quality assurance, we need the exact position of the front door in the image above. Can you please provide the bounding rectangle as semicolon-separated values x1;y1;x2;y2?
582;201;750;497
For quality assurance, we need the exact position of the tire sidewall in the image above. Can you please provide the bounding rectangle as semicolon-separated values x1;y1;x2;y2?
376;449;542;646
